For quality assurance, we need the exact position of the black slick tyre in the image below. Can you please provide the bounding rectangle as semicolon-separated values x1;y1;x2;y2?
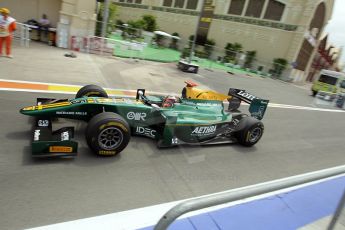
236;117;264;147
76;85;108;99
85;112;130;156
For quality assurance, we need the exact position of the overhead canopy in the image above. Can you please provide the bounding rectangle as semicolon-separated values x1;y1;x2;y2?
154;31;181;41
171;35;180;40
154;31;171;38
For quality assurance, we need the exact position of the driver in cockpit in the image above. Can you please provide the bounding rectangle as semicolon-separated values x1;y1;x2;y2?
162;95;178;108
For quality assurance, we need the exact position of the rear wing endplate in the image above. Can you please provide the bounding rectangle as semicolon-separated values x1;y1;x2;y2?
228;88;269;120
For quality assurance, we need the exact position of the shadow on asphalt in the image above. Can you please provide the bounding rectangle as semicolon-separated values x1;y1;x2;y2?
21;145;122;166
229;144;259;153
140;138;260;158
6;130;32;140
74;146;123;167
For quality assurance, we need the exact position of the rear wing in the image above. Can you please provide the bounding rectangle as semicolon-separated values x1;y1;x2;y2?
228;88;269;120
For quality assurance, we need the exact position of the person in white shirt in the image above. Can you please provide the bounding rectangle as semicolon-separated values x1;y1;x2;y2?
0;8;16;58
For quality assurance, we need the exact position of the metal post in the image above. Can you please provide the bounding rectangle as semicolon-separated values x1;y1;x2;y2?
20;24;24;46
86;36;90;54
100;37;104;56
188;0;205;64
101;0;110;38
25;25;30;47
328;189;345;230
154;165;345;230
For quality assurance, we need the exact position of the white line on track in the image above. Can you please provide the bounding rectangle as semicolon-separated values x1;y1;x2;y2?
1;79;344;113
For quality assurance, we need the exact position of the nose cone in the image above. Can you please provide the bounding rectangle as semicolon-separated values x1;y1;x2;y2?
20;105;37;115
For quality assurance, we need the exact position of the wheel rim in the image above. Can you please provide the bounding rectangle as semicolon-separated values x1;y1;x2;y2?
249;127;262;143
98;127;123;150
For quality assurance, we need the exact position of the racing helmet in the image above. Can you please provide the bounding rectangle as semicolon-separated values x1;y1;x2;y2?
162;95;177;108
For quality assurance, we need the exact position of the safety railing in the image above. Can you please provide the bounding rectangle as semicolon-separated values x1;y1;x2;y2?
154;165;345;230
70;35;124;56
328;190;345;230
13;22;30;47
79;18;294;77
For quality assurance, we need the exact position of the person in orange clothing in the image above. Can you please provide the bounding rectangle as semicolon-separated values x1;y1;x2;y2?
0;8;16;58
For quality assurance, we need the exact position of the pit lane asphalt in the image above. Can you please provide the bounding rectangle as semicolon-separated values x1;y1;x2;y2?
0;43;343;229
1;89;345;230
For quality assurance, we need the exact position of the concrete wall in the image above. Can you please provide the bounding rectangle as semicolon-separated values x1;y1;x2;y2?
0;0;61;27
60;0;97;37
116;5;296;64
209;19;295;64
115;0;335;81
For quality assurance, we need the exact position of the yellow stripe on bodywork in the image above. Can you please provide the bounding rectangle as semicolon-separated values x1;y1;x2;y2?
96;98;115;103
39;102;71;109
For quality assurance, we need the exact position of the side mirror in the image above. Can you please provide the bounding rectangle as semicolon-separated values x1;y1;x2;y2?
136;89;146;100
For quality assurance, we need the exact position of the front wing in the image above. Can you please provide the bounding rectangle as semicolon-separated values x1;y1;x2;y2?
31;98;78;157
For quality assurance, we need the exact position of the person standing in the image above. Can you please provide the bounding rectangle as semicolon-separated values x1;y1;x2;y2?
38;14;50;41
0;8;16;58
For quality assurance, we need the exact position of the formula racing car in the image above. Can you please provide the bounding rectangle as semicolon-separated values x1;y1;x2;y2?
20;84;269;157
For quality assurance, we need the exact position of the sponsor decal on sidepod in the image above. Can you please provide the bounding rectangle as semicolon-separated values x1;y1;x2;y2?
191;125;216;136
127;112;146;121
136;127;156;138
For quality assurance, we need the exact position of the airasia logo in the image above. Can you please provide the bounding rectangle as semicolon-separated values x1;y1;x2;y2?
127;112;146;121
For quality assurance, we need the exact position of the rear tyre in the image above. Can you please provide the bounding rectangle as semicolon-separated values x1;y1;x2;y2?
236;117;264;147
312;90;317;97
76;85;108;99
85;112;130;156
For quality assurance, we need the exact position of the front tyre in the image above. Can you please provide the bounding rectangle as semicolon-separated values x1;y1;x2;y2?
86;112;130;156
76;85;108;99
236;117;264;147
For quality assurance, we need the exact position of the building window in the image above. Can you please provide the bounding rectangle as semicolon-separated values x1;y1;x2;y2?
228;0;245;15
174;0;185;8
264;0;285;21
186;0;198;10
245;0;265;18
119;0;125;2
163;0;173;7
127;0;133;3
135;0;142;3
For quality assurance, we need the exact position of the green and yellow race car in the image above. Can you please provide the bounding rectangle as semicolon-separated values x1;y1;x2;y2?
20;84;269;158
